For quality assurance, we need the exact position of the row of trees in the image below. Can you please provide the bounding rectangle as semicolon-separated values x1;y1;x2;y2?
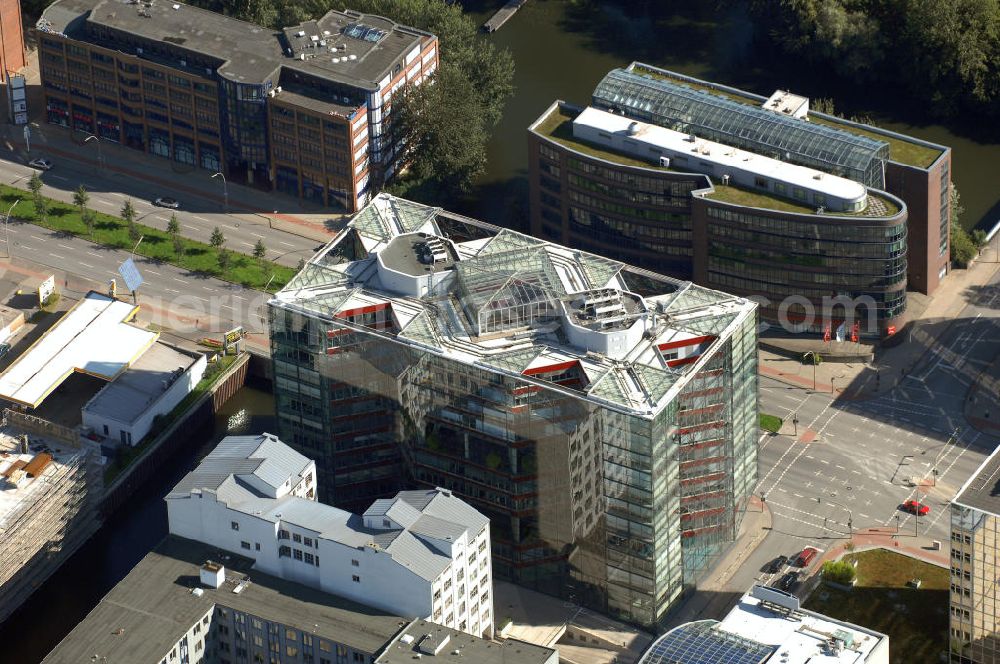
181;0;515;202
738;0;1000;120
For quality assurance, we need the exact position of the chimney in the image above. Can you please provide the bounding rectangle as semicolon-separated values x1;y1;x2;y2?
200;561;225;589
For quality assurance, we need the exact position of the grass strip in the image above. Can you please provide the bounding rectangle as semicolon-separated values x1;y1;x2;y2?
0;185;295;291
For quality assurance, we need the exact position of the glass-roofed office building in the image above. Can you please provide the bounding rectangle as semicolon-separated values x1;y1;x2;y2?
592;67;891;188
269;193;758;628
530;63;952;338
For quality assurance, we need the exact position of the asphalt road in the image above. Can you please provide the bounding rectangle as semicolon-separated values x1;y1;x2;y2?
723;266;1000;599
0;142;321;268
2;220;272;353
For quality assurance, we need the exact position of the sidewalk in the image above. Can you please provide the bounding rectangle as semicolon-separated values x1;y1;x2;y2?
760;256;1000;403
664;495;773;627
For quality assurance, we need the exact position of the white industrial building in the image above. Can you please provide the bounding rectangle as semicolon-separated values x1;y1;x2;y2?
167;433;495;638
638;585;889;663
0;291;205;447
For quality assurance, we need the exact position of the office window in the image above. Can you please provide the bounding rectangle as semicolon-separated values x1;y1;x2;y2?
231;521;239;531
293;549;303;561
304;537;314;547
352;559;359;567
293;533;302;543
304;552;315;565
352;575;361;583
241;541;251;550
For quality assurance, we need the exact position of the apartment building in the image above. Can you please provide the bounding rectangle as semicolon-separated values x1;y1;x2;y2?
529;64;953;337
42;537;555;664
37;0;438;211
166;433;494;639
950;445;1000;663
268;193;759;628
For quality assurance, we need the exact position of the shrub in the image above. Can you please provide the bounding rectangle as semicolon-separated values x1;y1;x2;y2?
822;560;857;585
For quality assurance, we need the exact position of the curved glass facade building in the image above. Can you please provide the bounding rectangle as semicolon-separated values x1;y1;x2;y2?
530;101;909;337
531;64;952;332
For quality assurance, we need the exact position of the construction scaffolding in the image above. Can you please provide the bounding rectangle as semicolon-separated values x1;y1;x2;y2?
0;432;102;623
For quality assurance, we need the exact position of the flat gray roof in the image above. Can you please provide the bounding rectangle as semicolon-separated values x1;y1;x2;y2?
42;536;408;664
375;620;557;664
41;0;431;91
954;445;1000;516
82;342;199;426
379;233;458;277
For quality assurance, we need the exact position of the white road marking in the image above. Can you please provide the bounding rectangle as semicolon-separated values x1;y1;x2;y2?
278;241;294;247
50;253;65;259
250;231;265;238
30;235;45;241
20;245;33;251
80;262;94;268
50;174;69;182
57;243;73;250
192;215;213;223
145;269;161;275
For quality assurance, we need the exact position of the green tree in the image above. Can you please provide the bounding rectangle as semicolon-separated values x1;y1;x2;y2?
167;213;181;237
210;226;226;251
82;209;95;237
172;234;185;258
120;198;136;225
127;218;141;243
252;239;267;266
821;560;857;585
217;247;232;275
32;195;49;224
72;184;90;215
949;185;979;267
27;172;43;198
392;63;488;197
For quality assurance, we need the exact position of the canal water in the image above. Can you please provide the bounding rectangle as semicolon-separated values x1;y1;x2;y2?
0;384;276;664
460;1;1000;232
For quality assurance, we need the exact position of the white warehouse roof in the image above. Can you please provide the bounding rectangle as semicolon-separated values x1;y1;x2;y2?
0;292;157;408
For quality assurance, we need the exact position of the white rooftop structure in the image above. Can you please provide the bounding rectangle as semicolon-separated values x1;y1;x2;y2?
763;89;810;119
167;433;494;638
572;106;868;212
638;586;889;664
271;193;757;419
0;292;157;408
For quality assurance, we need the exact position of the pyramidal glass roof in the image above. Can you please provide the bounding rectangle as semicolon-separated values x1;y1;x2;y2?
638;620;775;664
593;67;890;188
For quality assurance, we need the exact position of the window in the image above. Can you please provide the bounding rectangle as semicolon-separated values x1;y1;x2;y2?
241;541;251;550
231;521;239;531
383;519;391;527
278;529;289;540
754;177;768;188
279;545;291;558
293;533;302;543
304;552;315;564
351;559;359;567
293;549;303;561
304;537;313;547
352;575;360;583
255;543;260;551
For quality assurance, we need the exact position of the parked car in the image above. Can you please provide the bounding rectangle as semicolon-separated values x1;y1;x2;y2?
778;571;800;591
154;196;180;209
765;555;789;574
794;546;819;567
0;343;10;360
902;500;930;516
28;158;53;171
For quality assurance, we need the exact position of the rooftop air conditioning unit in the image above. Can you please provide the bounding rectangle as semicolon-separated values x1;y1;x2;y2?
659;156;670;168
721;174;731;185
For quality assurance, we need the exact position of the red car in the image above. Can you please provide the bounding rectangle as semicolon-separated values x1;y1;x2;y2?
903;500;930;516
794;546;819;567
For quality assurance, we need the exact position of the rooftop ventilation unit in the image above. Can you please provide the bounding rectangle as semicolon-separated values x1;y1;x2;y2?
659;156;670;168
627;121;639;136
296;30;306;38
721;174;730;186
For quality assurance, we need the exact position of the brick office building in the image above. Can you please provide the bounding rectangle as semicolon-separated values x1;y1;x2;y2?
37;0;438;212
1;0;27;77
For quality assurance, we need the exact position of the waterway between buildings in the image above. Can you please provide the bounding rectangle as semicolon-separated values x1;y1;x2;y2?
0;383;276;664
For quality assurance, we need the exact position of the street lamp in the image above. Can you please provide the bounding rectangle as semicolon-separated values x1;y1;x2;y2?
792;412;799;436
212;171;228;213
84;134;104;171
817;497;853;538
4;198;19;258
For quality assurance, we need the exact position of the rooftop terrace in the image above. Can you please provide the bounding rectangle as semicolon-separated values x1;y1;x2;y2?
273;194;756;418
532;104;901;217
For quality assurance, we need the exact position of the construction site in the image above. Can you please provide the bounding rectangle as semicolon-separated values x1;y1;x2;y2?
0;425;102;623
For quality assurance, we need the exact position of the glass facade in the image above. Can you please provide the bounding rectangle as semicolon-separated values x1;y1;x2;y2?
950;503;1000;663
592;67;890;188
270;195;759;629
